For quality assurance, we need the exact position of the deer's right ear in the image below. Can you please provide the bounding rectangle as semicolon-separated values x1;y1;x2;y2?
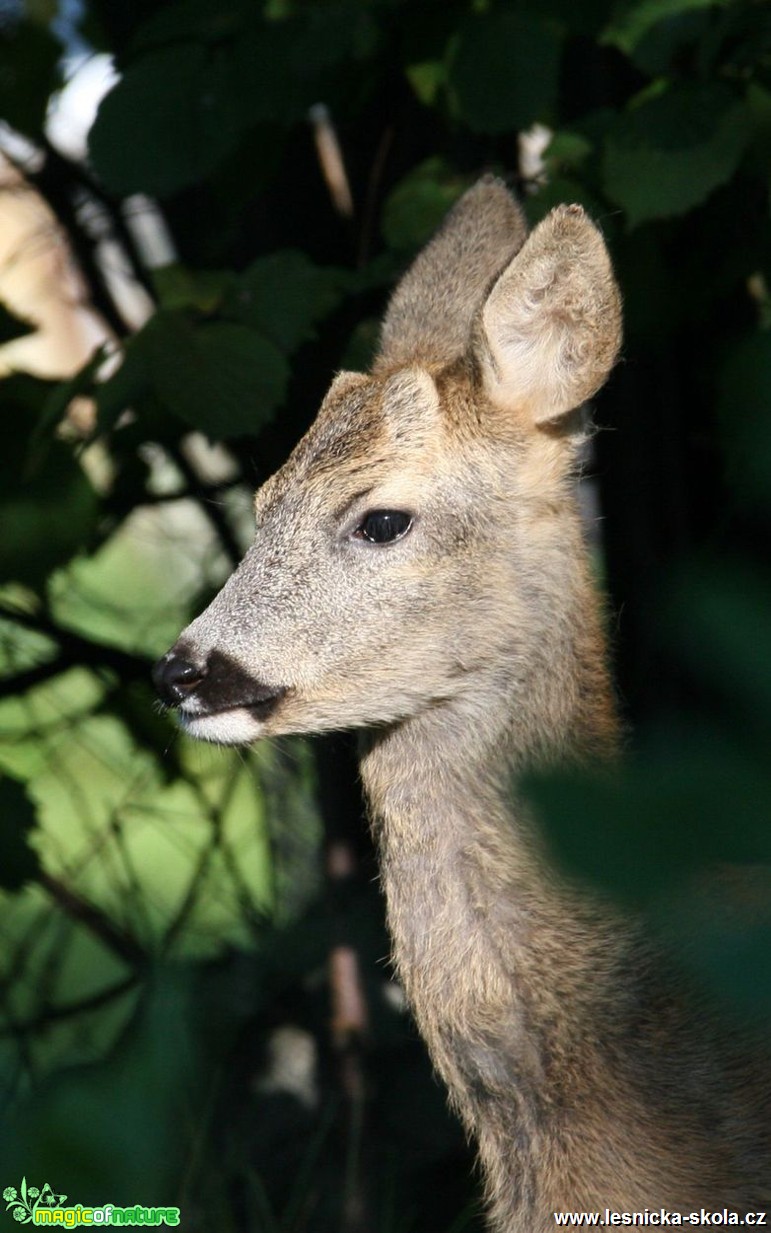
476;205;622;430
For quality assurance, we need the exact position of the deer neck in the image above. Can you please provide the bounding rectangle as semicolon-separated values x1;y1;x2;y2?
358;560;625;1148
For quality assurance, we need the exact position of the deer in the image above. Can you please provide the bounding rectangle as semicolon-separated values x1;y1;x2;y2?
152;178;771;1230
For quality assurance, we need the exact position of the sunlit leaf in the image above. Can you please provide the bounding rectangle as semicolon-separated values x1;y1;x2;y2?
405;60;444;108
151;264;234;313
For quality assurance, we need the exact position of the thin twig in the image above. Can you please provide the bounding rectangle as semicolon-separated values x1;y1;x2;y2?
0;656;68;700
38;871;146;967
0;974;139;1039
357;124;394;269
0;602;154;684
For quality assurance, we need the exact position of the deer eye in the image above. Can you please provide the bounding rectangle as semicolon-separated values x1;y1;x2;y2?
354;511;413;545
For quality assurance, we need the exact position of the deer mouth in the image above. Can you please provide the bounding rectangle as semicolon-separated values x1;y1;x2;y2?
194;690;286;720
175;688;289;745
177;684;289;723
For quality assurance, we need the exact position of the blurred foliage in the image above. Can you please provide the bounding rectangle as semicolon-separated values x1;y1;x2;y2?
0;0;769;1228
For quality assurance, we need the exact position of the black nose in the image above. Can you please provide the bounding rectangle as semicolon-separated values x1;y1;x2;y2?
152;652;207;707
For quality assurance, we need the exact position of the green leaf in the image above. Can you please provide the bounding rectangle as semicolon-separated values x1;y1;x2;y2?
666;565;771;725
544;130;593;173
99;310;286;439
143;313;288;437
89;44;242;196
0;778;41;891
603;0;732;55
448;10;562;134
659;877;771;1022
151;264;234;313
0;376;99;586
618;9;713;77
381;159;470;253
405;60;445;109
5;969;195;1204
0;303;35;347
602;83;751;227
528;737;771;906
715;5;771;80
223;251;346;353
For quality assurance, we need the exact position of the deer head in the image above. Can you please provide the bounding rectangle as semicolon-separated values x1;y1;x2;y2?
153;178;621;749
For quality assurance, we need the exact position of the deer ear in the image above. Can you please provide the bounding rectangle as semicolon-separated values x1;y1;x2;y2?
375;176;527;372
477;204;621;428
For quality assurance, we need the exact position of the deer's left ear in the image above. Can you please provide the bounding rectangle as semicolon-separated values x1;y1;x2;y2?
475;205;622;429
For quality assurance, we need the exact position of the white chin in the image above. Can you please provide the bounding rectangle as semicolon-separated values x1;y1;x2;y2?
178;707;266;745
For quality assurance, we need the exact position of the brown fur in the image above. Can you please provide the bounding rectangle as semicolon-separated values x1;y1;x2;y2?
155;178;771;1230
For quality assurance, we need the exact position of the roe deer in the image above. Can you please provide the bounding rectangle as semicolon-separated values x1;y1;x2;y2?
153;178;771;1230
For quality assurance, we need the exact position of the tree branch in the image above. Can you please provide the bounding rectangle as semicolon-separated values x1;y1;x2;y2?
0;656;69;701
39;871;146;967
0;973;139;1039
102;475;245;521
0;604;155;691
35;138;156;332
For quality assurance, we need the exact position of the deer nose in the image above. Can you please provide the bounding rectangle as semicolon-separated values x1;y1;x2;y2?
152;652;207;707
